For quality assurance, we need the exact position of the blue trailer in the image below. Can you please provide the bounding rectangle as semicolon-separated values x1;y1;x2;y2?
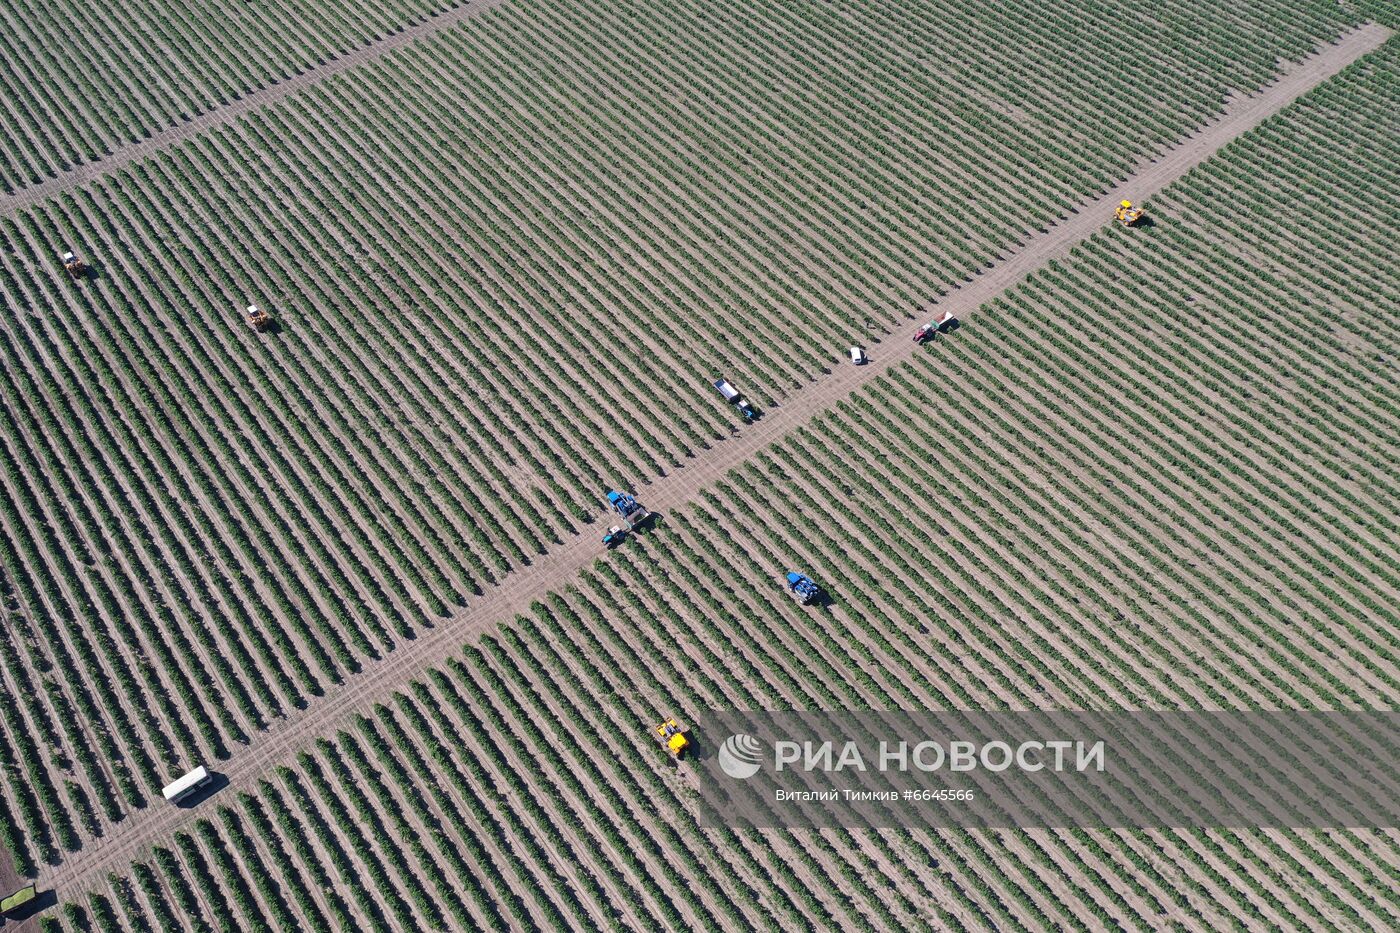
606;490;649;528
786;572;821;605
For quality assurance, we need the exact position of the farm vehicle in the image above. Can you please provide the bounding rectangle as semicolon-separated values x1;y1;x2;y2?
914;311;958;343
714;378;758;421
1;885;37;917
786;572;821;605
602;525;627;548
163;765;213;804
245;304;271;331
606;490;649;529
655;718;689;757
1115;199;1146;226
61;250;89;278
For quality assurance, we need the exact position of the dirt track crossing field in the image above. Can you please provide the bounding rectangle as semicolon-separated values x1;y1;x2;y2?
26;21;1391;906
0;0;507;217
7;1;1386;888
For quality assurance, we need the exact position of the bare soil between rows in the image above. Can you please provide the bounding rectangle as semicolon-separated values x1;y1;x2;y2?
0;0;509;217
27;18;1393;908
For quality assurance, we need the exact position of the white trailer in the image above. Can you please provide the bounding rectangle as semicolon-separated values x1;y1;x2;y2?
713;378;758;420
714;379;741;402
162;766;212;804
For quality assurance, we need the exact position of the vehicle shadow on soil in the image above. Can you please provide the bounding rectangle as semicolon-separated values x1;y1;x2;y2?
171;771;231;809
681;733;710;763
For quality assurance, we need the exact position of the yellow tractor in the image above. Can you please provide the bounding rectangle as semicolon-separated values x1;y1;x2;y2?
655;718;689;758
62;251;88;278
1115;199;1145;227
245;304;271;331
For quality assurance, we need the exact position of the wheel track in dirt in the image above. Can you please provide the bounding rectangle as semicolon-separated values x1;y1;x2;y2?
29;19;1392;909
0;0;510;219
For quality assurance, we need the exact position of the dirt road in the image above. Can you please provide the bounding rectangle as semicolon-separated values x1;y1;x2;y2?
0;0;509;218
30;19;1391;906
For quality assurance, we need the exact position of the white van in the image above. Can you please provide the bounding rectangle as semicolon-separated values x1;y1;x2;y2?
850;346;867;365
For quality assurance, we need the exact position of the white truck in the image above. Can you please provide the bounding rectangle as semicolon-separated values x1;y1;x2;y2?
162;766;212;804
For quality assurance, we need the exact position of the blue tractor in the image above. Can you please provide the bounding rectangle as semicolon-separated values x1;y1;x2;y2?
602;525;627;548
606;490;649;529
786;572;821;605
714;379;758;422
